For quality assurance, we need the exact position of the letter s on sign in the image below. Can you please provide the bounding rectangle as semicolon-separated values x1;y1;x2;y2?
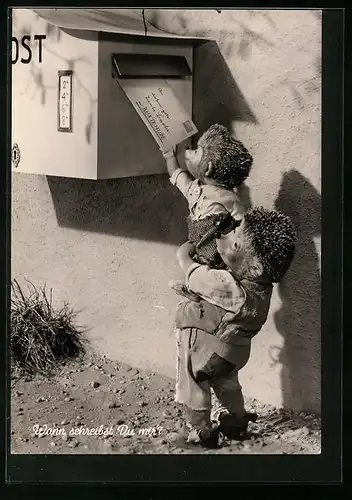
21;35;32;64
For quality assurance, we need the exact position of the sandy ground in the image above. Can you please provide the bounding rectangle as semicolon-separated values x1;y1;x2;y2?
11;351;321;455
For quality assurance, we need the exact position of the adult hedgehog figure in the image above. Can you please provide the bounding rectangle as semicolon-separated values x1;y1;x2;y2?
163;123;253;301
171;207;296;449
244;207;296;283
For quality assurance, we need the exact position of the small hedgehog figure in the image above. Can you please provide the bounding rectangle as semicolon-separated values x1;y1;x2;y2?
196;124;253;190
163;123;253;300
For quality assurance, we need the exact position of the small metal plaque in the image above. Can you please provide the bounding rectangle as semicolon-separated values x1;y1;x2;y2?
12;143;21;168
58;70;73;132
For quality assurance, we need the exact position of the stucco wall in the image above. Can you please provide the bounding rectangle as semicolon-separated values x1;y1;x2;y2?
12;9;321;413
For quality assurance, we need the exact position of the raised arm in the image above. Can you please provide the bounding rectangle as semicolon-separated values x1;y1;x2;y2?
163;148;181;177
162;148;194;199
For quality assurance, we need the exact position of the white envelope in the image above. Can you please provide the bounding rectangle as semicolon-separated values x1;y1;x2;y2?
118;78;198;152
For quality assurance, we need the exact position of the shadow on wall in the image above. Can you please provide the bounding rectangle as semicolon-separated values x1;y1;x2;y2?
273;170;321;414
192;40;257;140
47;174;254;245
17;19;97;145
48;175;255;245
47;174;189;245
16;19;63;107
48;40;257;244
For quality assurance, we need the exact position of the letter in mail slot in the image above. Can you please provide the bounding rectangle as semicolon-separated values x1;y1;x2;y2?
117;78;198;152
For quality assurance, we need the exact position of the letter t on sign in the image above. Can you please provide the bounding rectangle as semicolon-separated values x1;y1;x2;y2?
57;70;73;133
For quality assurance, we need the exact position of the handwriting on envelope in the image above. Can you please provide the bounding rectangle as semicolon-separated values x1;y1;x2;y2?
118;79;198;152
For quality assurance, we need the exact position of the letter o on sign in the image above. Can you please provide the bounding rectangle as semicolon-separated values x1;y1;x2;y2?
12;37;19;64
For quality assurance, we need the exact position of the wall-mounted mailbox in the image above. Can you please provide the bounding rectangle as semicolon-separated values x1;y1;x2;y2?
11;9;200;179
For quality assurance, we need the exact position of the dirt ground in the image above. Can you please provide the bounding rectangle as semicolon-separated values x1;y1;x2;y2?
11;351;321;455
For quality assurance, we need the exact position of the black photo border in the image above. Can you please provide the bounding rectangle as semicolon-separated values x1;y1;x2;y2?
1;4;344;487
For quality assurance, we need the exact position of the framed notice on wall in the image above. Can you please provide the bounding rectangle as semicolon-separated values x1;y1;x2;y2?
57;70;73;132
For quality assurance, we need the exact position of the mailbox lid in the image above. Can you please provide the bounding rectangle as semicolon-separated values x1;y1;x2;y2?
32;8;207;40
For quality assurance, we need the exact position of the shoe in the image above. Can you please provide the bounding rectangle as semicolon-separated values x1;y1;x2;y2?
218;411;258;440
187;426;224;449
169;280;201;302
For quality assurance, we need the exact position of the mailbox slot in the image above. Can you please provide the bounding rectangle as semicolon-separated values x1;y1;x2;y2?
111;53;192;79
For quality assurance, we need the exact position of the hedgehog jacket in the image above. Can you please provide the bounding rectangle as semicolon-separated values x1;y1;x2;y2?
174;262;273;413
170;168;246;269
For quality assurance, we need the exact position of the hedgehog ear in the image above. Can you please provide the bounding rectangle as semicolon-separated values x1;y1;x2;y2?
245;255;264;279
232;240;240;251
204;161;214;177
